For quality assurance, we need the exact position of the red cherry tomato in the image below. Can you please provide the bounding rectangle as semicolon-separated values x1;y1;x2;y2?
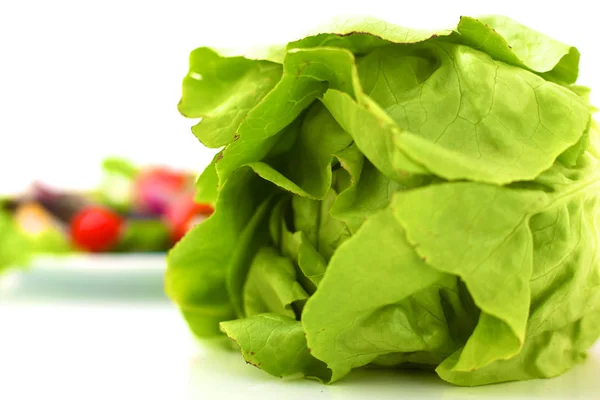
165;194;214;243
70;207;123;252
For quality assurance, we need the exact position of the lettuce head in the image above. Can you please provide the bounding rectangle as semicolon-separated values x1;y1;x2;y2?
166;15;600;386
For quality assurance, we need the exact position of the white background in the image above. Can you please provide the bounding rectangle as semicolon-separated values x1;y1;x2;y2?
0;0;598;193
1;1;599;399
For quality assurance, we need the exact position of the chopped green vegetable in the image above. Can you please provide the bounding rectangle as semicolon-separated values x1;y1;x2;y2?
96;157;139;213
114;219;171;252
0;209;32;272
101;157;139;179
167;15;600;386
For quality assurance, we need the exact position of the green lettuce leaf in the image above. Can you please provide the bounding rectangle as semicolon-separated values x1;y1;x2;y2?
180;48;283;148
457;16;580;84
221;313;331;381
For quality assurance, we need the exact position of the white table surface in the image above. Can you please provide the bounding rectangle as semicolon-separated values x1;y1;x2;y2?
0;270;598;400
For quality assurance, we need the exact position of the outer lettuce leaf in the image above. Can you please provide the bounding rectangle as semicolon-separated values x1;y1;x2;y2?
222;15;578;84
437;171;600;384
392;183;545;370
438;311;600;385
166;169;274;335
194;156;219;204
296;15;451;48
457;16;580;84
221;313;331;381
214;48;356;187
324;41;589;184
180;48;282;148
302;207;451;381
193;15;588;188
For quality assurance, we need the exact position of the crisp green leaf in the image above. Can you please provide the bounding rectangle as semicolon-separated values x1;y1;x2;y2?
291;195;320;247
303;207;448;381
166;169;275;336
296;233;327;286
356;42;589;184
221;313;331;381
527;171;600;338
392;183;546;369
457;15;580;84
194;157;219;204
279;211;317;294
243;248;308;318
438;310;600;385
332;144;404;232
296;15;451;48
260;103;352;199
180;47;282;148
314;189;351;262
226;196;274;317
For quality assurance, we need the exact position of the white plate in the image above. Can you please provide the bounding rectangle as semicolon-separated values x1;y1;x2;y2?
28;253;167;270
0;253;168;302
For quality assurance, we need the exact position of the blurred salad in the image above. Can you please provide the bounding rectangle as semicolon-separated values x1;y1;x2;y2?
0;206;31;273
0;157;213;266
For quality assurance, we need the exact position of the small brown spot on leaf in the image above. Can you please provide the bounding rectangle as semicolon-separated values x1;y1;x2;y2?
234;133;240;141
216;152;224;161
250;352;255;355
308;348;312;353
